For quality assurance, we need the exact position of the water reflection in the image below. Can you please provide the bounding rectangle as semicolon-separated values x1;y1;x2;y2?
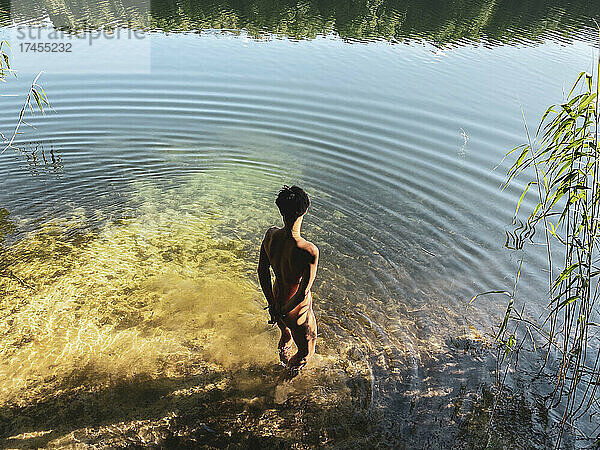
1;0;598;46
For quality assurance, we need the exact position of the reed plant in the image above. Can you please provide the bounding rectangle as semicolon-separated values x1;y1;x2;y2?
477;48;600;445
0;40;50;155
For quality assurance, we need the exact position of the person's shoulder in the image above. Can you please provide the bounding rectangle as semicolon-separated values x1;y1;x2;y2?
264;226;280;237
307;241;319;256
262;226;280;243
298;239;319;259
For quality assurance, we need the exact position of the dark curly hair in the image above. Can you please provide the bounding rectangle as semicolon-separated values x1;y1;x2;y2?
275;185;310;223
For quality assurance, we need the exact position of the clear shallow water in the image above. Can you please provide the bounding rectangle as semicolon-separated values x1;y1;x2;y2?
0;1;599;448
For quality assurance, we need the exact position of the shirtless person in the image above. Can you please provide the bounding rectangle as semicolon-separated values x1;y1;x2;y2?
258;185;319;371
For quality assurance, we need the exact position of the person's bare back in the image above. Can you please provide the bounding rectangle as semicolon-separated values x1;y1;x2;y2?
258;186;319;371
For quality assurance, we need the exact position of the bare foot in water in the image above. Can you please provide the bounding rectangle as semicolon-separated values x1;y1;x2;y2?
278;342;294;365
280;362;304;381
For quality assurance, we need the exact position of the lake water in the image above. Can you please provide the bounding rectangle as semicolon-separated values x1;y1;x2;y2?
0;0;599;447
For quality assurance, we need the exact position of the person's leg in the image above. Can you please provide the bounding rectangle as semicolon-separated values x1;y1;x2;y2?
277;320;293;364
287;311;317;370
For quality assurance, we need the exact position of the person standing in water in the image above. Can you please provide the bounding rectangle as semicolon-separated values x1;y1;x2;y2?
258;185;319;372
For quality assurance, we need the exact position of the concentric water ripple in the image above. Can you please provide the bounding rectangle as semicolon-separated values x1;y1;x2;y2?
0;28;597;445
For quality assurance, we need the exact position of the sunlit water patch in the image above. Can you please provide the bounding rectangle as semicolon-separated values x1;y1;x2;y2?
0;167;559;447
0;171;380;447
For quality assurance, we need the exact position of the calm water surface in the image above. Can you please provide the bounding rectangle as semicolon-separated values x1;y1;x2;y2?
0;0;599;447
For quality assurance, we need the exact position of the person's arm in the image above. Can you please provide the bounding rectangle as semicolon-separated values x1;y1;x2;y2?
283;245;319;315
258;239;277;322
258;241;274;304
